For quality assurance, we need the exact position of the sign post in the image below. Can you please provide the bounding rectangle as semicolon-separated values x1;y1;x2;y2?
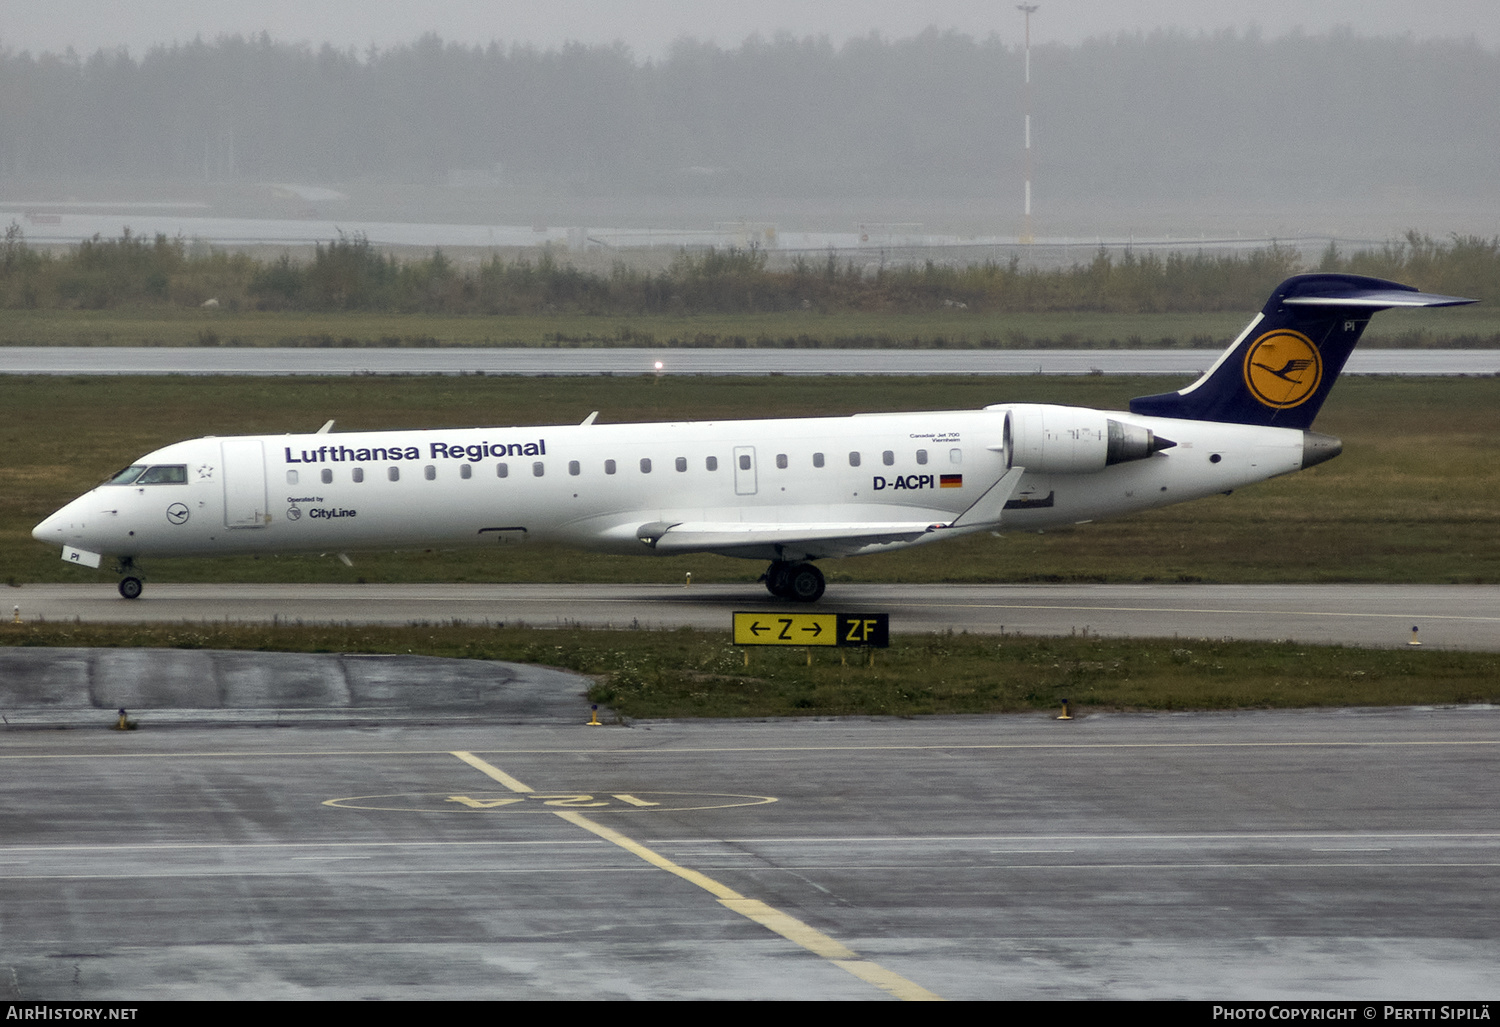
732;612;889;649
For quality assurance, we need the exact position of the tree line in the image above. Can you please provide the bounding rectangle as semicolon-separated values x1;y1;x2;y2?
3;226;1495;316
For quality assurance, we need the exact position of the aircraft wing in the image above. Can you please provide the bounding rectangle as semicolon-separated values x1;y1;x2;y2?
635;470;1028;557
638;520;939;557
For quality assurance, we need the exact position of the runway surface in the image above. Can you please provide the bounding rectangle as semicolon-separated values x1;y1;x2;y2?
12;581;1500;650
4;346;1500;376
9;582;1499;998
3;708;1496;1000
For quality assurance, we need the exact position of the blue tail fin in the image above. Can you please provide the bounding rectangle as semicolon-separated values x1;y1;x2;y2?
1129;273;1473;429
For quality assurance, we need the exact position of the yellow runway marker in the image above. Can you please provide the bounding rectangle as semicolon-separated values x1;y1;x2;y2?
553;810;741;900
324;790;774;813
452;751;941;1001
612;794;660;807
451;750;533;792
833;959;944;998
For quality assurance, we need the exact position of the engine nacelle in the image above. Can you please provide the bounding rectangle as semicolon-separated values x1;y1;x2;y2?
998;404;1172;473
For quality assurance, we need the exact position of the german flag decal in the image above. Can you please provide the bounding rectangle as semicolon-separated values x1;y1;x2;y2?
940;474;963;488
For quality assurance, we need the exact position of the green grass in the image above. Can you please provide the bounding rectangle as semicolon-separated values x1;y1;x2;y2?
4;622;1497;718
6;373;1500;588
1;304;1496;348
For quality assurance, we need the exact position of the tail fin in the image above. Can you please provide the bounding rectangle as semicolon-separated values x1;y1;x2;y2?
1129;273;1473;429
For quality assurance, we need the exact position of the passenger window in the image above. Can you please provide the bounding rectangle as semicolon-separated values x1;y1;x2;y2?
640;458;652;473
706;456;718;471
916;449;928;465
533;461;545;477
460;463;472;479
424;465;436;481
883;451;895;466
950;448;962;464
286;470;299;485
739;454;751;471
352;467;364;483
497;462;509;478
321;468;333;484
605;459;617;475
675;457;687;472
776;454;788;469
388;466;400;482
569;460;581;476
848;452;861;467
813;452;824;468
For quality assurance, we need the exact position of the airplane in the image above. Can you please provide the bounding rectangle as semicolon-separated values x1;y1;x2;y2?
32;273;1472;602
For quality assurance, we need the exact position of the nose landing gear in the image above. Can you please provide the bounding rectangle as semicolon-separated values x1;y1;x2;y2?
763;560;825;603
115;558;144;600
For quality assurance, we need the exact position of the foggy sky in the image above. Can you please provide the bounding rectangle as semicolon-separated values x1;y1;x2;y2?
1;0;1496;58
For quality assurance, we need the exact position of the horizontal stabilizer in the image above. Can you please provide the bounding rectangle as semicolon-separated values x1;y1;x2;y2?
1283;289;1472;308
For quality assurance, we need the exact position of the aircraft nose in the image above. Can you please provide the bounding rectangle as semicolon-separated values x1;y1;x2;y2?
32;508;65;543
33;494;88;544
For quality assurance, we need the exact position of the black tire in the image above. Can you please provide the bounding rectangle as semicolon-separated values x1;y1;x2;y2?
765;562;793;598
118;576;143;600
787;563;825;603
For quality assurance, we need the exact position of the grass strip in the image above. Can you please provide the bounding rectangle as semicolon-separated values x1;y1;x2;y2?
3;622;1495;719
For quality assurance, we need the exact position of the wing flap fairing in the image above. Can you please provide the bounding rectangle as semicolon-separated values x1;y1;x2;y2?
642;520;937;557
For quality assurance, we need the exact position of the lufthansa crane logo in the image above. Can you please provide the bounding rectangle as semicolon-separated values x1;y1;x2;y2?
166;503;190;525
1243;329;1323;409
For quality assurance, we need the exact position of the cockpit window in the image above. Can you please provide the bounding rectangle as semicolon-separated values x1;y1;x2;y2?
106;465;146;485
136;465;188;484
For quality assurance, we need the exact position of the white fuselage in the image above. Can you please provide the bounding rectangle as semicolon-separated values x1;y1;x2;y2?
34;403;1307;566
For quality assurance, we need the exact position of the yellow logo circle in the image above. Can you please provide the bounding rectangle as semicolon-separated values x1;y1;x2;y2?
1243;330;1323;409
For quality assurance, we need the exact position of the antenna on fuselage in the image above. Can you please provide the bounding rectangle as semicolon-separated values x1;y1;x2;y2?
316;419;335;434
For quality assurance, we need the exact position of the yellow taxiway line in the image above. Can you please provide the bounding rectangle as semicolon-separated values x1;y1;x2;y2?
452;749;941;1001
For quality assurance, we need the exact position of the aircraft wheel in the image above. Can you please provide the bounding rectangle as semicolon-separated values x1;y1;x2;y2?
118;576;143;600
765;562;793;598
787;563;825;603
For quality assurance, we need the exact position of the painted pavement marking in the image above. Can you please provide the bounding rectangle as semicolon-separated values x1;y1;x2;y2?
450;750;942;1001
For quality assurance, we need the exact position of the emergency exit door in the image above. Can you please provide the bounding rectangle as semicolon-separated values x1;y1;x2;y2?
733;446;758;495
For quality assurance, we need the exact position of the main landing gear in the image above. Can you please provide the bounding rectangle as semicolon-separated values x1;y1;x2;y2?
116;558;143;600
764;561;825;603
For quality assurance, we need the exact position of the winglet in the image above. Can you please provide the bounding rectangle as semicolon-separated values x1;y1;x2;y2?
945;466;1027;530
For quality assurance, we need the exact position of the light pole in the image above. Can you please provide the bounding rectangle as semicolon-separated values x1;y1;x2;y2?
1018;4;1038;244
